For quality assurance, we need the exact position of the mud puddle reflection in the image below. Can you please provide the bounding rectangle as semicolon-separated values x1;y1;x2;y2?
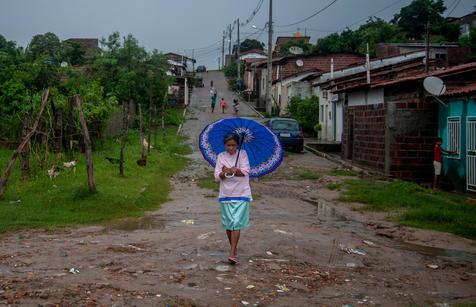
104;216;169;231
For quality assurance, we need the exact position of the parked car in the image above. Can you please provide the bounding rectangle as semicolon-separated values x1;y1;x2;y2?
265;118;304;152
196;65;206;72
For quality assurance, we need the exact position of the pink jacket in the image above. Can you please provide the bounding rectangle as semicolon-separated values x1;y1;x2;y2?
214;150;252;201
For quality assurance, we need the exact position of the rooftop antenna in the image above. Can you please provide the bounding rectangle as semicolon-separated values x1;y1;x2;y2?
423;76;447;107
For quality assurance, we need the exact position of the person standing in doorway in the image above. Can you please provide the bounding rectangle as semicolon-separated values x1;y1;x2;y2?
220;98;227;114
433;137;456;189
214;133;251;264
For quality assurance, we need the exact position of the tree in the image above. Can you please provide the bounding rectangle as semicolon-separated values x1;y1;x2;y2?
279;39;313;56
392;0;446;40
240;39;264;52
27;32;62;63
356;17;406;55
460;27;476;59
61;41;86;65
287;96;319;132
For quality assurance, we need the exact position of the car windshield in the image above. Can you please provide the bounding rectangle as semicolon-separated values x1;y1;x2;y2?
271;120;300;131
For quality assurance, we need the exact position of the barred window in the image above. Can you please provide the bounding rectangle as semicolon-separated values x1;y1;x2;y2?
447;117;461;159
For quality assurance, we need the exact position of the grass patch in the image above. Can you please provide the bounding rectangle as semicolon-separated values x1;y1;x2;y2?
340;179;476;239
298;170;321;180
326;183;342;191
0;129;189;232
197;175;219;192
328;168;357;177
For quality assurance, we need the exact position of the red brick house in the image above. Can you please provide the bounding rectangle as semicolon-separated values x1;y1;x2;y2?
248;53;364;109
274;35;310;54
334;61;476;183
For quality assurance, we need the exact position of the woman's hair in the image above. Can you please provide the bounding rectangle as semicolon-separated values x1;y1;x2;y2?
223;133;240;144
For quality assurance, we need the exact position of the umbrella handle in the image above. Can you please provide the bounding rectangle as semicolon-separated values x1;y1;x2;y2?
224;172;235;178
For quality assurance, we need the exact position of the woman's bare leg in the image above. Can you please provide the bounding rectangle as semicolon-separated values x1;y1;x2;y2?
230;230;241;258
226;230;232;245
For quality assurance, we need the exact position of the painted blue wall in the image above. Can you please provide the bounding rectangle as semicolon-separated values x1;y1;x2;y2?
438;98;475;192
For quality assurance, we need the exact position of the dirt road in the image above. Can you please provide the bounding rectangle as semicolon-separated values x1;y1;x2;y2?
0;71;475;306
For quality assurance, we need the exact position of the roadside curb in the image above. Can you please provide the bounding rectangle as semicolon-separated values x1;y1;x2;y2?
240;97;265;118
304;144;371;175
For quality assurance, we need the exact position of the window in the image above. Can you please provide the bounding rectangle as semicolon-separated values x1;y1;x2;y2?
320;106;324;122
447;117;461;159
322;91;328;100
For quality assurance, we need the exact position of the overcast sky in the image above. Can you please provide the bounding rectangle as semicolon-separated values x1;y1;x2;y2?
1;0;474;69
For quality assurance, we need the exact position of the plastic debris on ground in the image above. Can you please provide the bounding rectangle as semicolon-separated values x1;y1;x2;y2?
246;285;255;289
181;219;195;225
275;284;290;292
362;240;376;247
69;268;80;274
426;264;439;269
197;231;215;240
339;244;366;256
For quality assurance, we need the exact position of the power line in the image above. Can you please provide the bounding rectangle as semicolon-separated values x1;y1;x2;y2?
275;0;339;28
240;0;265;27
446;0;461;17
343;0;407;30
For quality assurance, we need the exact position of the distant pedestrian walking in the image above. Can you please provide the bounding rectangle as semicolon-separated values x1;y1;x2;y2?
210;87;217;113
220;98;228;114
233;99;240;115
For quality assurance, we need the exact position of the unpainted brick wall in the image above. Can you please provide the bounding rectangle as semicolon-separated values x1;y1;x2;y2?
342;103;386;172
385;86;438;182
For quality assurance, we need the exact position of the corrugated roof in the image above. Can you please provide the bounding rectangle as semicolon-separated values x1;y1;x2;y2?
371;61;476;88
441;83;476;97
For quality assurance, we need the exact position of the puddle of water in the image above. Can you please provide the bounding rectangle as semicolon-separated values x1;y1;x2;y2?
104;216;167;231
388;240;476;263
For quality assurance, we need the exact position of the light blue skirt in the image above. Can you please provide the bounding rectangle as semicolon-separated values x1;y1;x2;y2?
219;199;250;230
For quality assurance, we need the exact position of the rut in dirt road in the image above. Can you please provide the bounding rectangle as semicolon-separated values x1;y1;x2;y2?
0;71;475;306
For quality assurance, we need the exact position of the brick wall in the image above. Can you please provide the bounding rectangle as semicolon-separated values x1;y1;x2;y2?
385;86;438;182
274;54;364;82
342;103;386;172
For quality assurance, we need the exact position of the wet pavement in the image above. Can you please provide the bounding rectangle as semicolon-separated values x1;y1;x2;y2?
0;71;475;306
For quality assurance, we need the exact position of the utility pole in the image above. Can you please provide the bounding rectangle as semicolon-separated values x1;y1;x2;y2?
218;57;221;70
222;30;225;69
228;24;232;56
192;49;195;74
265;0;273;115
237;18;241;81
425;21;430;74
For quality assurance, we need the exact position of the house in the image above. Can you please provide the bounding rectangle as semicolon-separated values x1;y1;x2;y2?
249;53;364;113
274;34;310;55
314;51;427;144
332;60;476;191
447;7;476;36
165;52;196;73
239;48;267;61
376;43;470;67
438;81;476;192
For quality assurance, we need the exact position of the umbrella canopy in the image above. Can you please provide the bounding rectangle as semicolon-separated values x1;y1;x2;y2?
199;117;284;177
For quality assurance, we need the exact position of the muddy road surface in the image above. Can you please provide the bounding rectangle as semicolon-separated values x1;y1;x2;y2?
1;71;475;306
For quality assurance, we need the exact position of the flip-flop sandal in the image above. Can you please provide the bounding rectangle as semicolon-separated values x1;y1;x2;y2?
228;257;238;265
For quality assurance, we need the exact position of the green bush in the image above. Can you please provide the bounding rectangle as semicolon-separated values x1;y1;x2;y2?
287;95;319;132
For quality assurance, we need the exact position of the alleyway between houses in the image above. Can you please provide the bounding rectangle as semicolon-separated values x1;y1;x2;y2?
0;71;475;306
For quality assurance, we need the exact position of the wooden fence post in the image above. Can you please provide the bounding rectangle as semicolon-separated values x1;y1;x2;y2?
75;95;96;193
0;88;50;199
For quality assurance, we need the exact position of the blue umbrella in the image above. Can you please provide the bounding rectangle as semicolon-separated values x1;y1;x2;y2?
199;117;284;177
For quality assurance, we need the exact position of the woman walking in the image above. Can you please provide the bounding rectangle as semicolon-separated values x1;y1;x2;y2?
214;133;251;264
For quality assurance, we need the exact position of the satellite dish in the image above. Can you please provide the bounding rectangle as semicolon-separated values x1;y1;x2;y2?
423;76;446;96
60;61;68;68
296;59;304;67
423;76;447;107
289;46;304;55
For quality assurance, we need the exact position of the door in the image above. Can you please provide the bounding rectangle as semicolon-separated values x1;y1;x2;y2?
467;117;476;192
347;113;354;160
